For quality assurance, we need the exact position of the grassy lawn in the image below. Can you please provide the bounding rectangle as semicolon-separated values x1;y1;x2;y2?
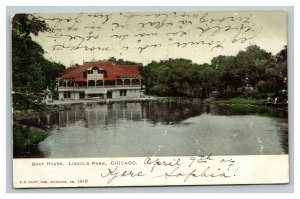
212;97;267;105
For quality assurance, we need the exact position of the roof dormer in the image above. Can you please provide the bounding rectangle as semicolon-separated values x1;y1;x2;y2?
86;66;105;79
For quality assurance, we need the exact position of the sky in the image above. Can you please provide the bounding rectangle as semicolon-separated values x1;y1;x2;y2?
31;10;287;67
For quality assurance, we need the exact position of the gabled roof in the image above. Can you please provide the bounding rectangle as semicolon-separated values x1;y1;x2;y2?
59;60;140;82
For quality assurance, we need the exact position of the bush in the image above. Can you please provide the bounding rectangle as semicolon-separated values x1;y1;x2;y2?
13;124;46;157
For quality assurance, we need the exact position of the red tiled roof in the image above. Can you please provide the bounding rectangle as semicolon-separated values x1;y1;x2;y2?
59;61;140;82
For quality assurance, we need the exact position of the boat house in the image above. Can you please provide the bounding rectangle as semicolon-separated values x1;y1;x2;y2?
57;60;142;100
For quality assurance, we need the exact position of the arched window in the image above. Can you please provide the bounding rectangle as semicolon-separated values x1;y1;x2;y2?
117;79;123;85
124;79;131;86
77;81;86;87
96;80;103;86
88;80;95;86
132;79;140;85
60;80;66;87
67;80;74;87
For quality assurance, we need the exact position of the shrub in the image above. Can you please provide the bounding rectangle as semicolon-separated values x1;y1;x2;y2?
13;124;46;157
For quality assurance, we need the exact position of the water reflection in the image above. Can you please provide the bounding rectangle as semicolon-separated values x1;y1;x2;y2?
35;101;288;158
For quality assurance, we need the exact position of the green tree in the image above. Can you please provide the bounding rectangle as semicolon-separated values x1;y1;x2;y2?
143;59;202;97
198;64;217;98
259;46;287;101
235;45;272;88
141;45;287;102
12;14;65;110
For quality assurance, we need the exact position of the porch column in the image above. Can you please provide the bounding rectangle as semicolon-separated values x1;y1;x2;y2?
58;92;64;100
87;80;88;88
103;80;105;88
122;79;124;87
130;78;132;86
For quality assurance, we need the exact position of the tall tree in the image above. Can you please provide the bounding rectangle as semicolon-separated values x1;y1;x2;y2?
143;59;202;97
142;45;287;101
12;14;65;110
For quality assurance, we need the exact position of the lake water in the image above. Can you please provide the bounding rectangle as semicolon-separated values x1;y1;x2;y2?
36;101;288;158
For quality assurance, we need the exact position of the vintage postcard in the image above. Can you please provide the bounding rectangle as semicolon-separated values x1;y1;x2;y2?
11;10;289;188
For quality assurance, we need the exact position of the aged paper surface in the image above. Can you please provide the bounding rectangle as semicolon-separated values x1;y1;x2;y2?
12;10;289;188
14;155;289;188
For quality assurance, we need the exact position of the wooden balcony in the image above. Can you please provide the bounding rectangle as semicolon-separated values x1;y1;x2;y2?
58;85;141;92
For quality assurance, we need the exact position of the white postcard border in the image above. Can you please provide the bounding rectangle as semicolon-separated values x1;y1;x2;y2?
13;155;289;188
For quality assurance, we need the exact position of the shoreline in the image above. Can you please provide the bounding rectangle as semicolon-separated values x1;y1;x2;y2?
210;97;288;110
14;97;165;122
15;96;288;121
46;97;164;106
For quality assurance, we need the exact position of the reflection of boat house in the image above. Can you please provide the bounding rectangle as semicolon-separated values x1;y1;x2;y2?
57;60;142;100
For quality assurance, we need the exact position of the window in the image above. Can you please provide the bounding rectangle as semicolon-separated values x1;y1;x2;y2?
64;92;71;98
120;90;127;96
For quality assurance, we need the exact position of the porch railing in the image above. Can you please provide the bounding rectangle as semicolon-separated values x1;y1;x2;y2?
58;84;141;90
